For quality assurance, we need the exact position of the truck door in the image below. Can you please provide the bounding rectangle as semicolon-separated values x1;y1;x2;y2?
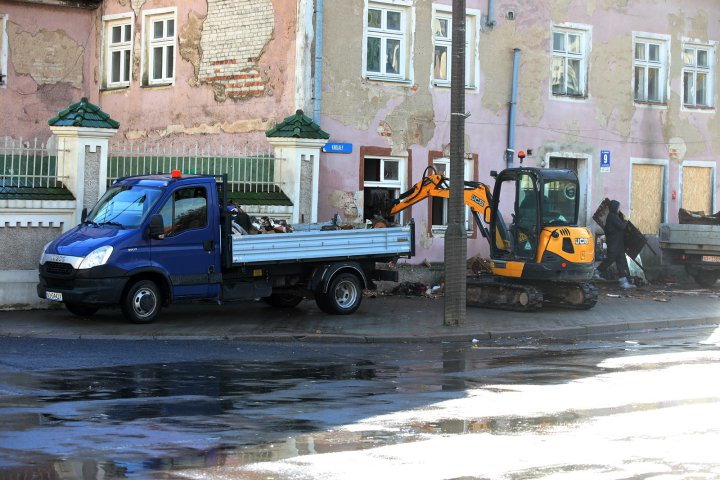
153;185;216;298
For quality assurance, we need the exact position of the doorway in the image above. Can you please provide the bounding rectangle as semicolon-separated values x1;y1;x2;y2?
549;156;588;225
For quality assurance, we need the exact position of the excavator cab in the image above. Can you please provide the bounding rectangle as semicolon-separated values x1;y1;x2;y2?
489;167;588;272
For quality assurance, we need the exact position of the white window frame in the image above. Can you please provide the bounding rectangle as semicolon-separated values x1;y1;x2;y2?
362;0;414;83
102;13;134;89
550;23;591;100
430;6;480;90
141;7;177;86
679;160;717;214
0;14;8;88
430;157;474;236
363;155;408;223
633;33;670;106
682;41;715;110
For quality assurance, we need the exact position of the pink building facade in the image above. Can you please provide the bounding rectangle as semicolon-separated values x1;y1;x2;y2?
0;0;307;144
316;0;720;263
2;0;719;265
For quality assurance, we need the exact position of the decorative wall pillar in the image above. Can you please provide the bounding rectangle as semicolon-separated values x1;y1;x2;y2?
48;98;119;223
267;137;327;224
266;110;329;224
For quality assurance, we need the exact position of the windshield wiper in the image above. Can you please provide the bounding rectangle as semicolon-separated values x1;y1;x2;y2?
82;219;99;227
96;221;124;227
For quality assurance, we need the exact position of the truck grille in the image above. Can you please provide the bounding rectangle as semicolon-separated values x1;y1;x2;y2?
45;262;74;276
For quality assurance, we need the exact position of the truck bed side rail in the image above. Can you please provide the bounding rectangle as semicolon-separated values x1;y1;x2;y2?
231;225;413;265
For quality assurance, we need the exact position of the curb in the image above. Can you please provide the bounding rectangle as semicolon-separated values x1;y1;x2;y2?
1;317;718;343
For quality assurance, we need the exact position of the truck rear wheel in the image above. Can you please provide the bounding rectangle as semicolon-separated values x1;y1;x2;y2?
692;270;719;288
263;293;303;308
316;272;363;315
65;302;99;317
121;279;162;324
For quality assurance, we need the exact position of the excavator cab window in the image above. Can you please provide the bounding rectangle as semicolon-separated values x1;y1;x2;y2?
541;178;578;226
490;171;539;260
515;174;540;259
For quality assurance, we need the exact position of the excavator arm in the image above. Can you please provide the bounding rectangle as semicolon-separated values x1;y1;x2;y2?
387;166;509;248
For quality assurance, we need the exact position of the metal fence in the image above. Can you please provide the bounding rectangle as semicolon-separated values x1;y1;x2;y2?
0;137;65;188
108;142;283;193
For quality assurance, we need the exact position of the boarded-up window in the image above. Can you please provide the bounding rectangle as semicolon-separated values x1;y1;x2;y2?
631;163;664;234
682;166;713;214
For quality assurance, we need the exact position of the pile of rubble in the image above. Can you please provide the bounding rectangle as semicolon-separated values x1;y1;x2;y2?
678;208;720;225
227;204;293;235
228;208;376;236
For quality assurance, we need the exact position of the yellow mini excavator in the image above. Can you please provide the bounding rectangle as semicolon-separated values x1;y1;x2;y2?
387;166;598;310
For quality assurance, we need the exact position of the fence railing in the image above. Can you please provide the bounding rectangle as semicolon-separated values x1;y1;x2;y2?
0;137;65;189
108;142;283;193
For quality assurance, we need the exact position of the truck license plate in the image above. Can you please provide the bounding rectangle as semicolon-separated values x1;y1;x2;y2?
45;291;63;302
702;255;720;263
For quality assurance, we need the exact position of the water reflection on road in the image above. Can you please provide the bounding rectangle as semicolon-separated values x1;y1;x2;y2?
0;327;719;479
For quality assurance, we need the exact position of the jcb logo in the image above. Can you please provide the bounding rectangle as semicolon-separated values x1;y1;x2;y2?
574;238;589;245
471;195;485;207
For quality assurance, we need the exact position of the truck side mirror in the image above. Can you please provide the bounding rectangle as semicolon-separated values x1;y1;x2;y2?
81;207;88;223
490;170;498;178
148;214;165;239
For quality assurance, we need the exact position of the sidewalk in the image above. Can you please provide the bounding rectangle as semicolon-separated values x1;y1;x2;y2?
1;284;718;343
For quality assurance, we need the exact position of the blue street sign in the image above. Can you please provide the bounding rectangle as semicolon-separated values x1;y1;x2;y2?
600;150;611;172
322;142;353;154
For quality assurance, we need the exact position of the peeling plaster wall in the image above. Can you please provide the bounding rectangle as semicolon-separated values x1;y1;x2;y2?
318;0;720;263
97;0;298;146
0;4;96;140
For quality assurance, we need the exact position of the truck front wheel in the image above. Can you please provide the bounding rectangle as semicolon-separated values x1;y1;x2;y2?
121;279;162;324
692;270;719;288
316;272;363;315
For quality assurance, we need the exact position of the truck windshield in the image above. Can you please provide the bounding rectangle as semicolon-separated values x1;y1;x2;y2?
542;179;578;226
86;185;163;228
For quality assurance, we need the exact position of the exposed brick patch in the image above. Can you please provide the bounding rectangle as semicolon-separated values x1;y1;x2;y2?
210;59;238;66
199;0;274;100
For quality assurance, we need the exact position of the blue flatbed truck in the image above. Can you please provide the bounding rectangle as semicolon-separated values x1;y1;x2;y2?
37;172;415;323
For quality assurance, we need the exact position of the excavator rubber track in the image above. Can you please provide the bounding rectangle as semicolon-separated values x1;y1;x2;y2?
466;277;544;311
466;277;597;311
537;281;598;310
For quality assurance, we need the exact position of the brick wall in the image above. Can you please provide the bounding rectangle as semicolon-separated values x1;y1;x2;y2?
199;0;274;98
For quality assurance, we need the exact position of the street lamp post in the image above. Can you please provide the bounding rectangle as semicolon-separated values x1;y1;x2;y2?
443;0;467;326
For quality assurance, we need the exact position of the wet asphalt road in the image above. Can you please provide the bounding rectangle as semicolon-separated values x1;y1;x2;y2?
1;326;719;479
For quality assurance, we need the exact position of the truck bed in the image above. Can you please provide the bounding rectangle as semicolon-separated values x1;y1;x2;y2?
231;225;413;264
659;223;720;254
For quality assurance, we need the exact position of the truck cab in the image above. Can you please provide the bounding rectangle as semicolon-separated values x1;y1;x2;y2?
38;173;225;322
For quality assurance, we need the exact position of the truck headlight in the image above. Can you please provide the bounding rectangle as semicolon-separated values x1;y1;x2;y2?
39;242;52;265
78;246;113;270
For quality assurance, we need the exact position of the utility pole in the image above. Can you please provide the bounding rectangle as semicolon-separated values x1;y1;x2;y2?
444;0;467;326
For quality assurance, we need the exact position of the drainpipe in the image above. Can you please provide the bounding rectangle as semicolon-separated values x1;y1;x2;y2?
506;48;520;168
312;0;324;125
486;0;496;27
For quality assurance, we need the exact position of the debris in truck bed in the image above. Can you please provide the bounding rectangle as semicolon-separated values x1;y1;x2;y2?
678;208;720;225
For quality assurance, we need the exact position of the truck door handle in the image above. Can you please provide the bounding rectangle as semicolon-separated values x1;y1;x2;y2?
203;240;215;252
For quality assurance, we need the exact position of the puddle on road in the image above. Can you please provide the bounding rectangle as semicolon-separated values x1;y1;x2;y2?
0;359;409;479
1;340;676;480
